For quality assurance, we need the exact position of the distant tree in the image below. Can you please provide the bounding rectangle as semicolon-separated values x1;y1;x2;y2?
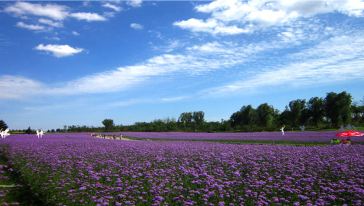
279;106;291;127
240;105;258;129
351;103;364;124
288;99;306;127
336;91;352;126
164;118;177;131
325;91;352;127
178;112;193;129
230;111;242;129
25;126;34;134
0;120;8;131
300;108;311;127
256;103;275;128
102;119;115;132
307;97;325;127
325;92;338;127
192;111;205;130
230;105;258;130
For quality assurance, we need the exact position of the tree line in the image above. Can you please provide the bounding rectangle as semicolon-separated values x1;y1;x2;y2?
3;91;364;133
64;91;364;132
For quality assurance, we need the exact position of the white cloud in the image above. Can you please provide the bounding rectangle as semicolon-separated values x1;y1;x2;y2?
127;0;143;7
16;21;45;31
35;44;84;58
204;34;364;95
175;0;364;35
102;3;122;12
160;96;189;102
0;39;274;99
69;12;106;22
38;18;63;28
5;1;109;29
2;25;362;101
108;96;190;108
72;31;80;36
187;41;231;53
174;18;249;35
150;39;184;53
0;76;44;99
5;2;68;20
130;23;143;30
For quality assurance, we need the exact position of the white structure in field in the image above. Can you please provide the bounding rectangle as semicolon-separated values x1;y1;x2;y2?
0;129;10;139
36;129;44;138
280;126;285;136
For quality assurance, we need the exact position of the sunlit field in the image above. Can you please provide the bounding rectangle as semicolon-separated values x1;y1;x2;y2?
119;131;364;143
1;0;364;205
1;133;363;205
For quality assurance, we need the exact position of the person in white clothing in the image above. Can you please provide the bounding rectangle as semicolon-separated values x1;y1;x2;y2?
280;125;285;136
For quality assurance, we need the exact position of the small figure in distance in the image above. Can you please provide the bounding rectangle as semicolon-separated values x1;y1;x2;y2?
299;125;305;131
36;129;45;138
280;125;285;136
0;128;10;139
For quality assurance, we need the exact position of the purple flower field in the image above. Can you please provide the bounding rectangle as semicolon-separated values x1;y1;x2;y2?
119;131;364;143
0;134;363;205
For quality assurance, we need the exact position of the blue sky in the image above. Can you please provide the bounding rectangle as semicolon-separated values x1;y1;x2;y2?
1;0;364;129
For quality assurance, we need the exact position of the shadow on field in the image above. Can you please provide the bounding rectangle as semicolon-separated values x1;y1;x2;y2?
0;146;47;206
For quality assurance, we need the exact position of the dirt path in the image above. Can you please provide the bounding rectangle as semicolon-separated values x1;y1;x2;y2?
92;134;137;141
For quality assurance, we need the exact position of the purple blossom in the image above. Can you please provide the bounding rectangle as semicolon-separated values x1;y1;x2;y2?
0;133;363;205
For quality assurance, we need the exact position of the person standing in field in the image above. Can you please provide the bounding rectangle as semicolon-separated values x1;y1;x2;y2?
280;125;285;136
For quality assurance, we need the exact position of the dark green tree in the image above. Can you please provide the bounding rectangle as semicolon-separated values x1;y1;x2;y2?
230;105;258;130
307;97;325;127
325;92;338;127
351;103;364;124
325;91;352;127
0;120;8;131
230;111;242;129
336;91;352;126
25;126;34;134
279;106;291;127
192;111;205;130
178;112;193;129
288;99;306;127
102;119;115;132
256;103;275;128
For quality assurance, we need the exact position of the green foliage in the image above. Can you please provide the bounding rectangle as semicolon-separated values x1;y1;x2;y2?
25;126;35;134
256;103;275;128
49;91;363;133
0;120;8;131
102;119;115;132
308;97;325;127
325;91;352;127
288;99;306;127
178;112;193;129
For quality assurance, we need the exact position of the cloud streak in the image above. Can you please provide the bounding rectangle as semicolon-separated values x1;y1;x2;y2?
174;0;364;35
5;1;108;32
2;27;362;101
130;23;143;30
204;34;364;95
35;44;84;58
69;12;107;22
4;2;68;20
16;21;45;31
102;3;122;12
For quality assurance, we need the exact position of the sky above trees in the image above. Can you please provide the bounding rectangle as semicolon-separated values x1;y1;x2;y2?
0;0;364;129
